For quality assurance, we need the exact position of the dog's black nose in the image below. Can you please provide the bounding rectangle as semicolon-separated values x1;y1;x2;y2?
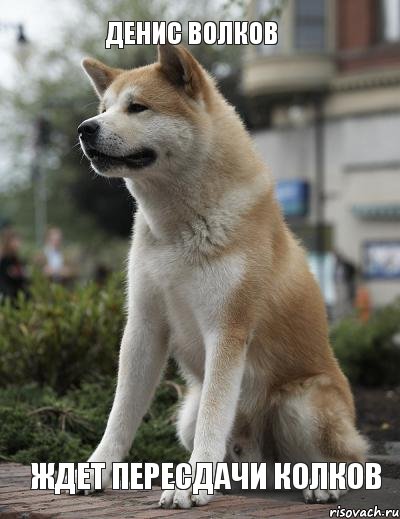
78;120;99;141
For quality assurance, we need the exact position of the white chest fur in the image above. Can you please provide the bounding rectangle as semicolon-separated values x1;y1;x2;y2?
139;238;245;376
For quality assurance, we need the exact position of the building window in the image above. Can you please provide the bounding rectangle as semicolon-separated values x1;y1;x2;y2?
294;0;326;51
380;0;400;42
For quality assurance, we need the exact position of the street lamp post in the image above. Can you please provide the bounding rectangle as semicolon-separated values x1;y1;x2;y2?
314;93;327;300
0;22;48;246
16;24;28;45
32;117;51;247
0;21;28;42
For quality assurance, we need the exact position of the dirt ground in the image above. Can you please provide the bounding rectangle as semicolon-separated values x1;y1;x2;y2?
354;385;400;446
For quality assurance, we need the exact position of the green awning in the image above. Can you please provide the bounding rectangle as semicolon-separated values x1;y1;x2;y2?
352;203;400;220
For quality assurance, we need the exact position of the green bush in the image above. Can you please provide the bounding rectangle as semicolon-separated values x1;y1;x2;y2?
331;299;400;386
0;379;186;465
1;275;399;464
0;275;187;464
0;274;125;393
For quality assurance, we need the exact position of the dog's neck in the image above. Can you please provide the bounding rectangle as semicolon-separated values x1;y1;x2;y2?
126;171;224;247
126;161;270;259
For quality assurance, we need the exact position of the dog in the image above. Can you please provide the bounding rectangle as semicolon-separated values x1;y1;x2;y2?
78;44;368;508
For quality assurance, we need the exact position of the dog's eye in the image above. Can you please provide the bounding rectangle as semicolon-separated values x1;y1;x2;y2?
127;103;148;114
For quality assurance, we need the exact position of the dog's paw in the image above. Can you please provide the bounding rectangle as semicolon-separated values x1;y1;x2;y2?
159;487;213;509
75;463;112;495
303;486;347;504
55;467;108;495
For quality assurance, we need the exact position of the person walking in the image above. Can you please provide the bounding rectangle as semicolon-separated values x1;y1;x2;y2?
0;228;28;300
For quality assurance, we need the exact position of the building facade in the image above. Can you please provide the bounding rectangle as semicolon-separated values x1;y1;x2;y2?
243;0;400;307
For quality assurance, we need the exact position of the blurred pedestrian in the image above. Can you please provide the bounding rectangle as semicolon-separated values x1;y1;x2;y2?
94;263;111;286
334;251;357;319
43;227;71;282
0;228;28;300
355;284;371;323
340;253;357;302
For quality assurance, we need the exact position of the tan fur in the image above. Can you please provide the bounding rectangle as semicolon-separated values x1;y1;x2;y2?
80;44;368;507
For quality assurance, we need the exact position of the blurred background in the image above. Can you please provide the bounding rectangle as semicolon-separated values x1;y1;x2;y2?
246;0;400;319
0;0;399;470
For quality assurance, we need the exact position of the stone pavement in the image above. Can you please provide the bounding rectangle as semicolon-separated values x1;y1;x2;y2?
0;463;399;518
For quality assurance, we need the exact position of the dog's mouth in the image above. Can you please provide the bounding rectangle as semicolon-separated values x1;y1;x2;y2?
85;147;157;170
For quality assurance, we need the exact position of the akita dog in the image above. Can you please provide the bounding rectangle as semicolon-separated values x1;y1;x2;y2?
78;44;367;508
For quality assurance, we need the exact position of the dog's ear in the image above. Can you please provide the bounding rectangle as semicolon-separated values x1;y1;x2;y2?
81;58;120;98
157;44;204;99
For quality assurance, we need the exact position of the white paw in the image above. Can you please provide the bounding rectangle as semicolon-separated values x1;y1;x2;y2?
81;466;112;495
159;487;213;509
303;485;347;504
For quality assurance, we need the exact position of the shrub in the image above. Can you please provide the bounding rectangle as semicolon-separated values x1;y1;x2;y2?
0;379;187;465
2;273;399;465
331;299;400;386
0;274;125;393
0;276;187;464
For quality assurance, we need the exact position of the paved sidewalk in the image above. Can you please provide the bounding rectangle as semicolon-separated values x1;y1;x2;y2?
0;463;399;518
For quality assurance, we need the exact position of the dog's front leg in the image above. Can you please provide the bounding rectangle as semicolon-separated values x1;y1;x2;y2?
84;280;168;493
160;332;247;508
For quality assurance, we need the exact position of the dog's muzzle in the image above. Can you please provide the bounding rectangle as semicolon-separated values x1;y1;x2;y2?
78;120;157;170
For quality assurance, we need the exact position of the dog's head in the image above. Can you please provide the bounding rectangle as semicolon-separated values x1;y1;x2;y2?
79;44;214;179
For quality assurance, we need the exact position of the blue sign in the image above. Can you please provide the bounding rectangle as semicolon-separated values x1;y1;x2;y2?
276;179;309;218
363;241;400;279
